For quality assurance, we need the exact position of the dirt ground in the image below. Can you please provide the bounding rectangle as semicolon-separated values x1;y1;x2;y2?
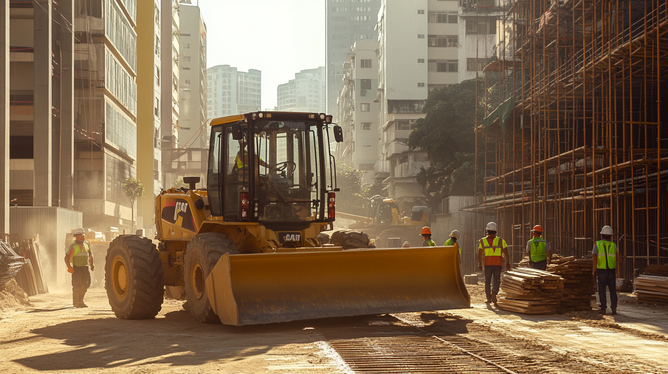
0;280;667;373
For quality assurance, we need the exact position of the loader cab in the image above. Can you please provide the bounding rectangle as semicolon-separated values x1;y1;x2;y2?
207;112;340;229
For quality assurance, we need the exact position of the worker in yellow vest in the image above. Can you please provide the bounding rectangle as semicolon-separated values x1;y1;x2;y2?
478;222;511;305
444;230;461;261
592;225;618;315
420;226;436;246
525;225;551;270
64;227;94;308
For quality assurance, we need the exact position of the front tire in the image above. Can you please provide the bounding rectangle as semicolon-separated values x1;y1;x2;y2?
184;232;239;323
105;235;164;319
330;230;373;249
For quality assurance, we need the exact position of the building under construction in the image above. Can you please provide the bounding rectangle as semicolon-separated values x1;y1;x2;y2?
476;0;668;277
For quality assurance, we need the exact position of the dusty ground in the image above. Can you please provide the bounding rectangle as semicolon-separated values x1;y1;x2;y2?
0;280;666;373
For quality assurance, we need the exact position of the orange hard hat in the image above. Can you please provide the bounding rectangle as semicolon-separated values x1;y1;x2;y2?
532;225;543;233
421;226;432;235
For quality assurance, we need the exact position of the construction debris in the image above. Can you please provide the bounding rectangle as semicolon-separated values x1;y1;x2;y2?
548;256;595;312
0;242;25;287
634;265;668;305
12;239;48;296
497;267;564;314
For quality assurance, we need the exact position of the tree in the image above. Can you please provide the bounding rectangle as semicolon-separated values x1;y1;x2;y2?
407;78;486;211
122;178;145;233
335;165;367;215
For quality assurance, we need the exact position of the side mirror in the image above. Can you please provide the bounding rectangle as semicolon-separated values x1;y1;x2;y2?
231;123;243;140
333;125;344;143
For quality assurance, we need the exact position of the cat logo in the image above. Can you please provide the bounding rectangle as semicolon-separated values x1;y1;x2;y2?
279;232;301;243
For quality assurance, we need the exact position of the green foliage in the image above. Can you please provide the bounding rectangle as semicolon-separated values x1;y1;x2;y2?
408;79;486;209
335;166;367;215
172;178;188;189
122;178;145;203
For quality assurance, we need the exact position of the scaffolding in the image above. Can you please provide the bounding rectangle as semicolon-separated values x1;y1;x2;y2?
475;0;668;277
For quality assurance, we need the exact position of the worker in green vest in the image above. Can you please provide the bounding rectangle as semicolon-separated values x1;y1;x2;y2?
478;222;511;305
64;227;94;308
592;225;618;315
421;226;436;246
525;225;551;270
444;230;461;261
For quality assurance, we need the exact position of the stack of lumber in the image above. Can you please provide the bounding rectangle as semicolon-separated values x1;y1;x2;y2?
547;256;595;312
12;239;48;296
0;241;25;287
635;265;668;305
497;267;564;314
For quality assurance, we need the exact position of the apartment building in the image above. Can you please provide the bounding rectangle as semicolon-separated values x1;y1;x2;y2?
277;67;325;113
160;0;179;154
72;0;138;231
178;3;207;149
337;42;378;183
136;0;163;232
326;0;382;119
206;65;261;119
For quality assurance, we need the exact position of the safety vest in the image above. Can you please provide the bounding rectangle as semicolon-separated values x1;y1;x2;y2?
479;236;504;266
69;242;90;267
235;154;247;169
423;239;436;247
529;237;548;262
596;240;617;270
445;238;460;254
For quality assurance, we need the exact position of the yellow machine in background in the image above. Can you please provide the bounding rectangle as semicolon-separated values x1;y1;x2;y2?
338;195;430;247
104;111;469;326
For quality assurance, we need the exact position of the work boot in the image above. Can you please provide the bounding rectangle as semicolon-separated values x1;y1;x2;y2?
491;292;498;305
611;308;617;315
598;309;606;315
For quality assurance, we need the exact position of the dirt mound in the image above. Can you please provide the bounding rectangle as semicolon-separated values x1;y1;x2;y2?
0;279;31;310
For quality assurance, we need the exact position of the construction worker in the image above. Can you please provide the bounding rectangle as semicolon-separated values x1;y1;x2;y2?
421;226;436;246
445;230;462;263
478;222;511;305
592;225;618;315
526;225;551;270
64;228;94;308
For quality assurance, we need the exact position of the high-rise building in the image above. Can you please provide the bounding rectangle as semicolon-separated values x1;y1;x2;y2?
277;67;325;113
73;0;139;231
178;3;207;149
160;0;180;153
325;0;381;119
206;65;261;119
136;0;163;233
337;44;378;183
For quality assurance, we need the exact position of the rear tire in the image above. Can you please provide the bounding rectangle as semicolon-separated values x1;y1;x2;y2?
105;235;164;319
184;232;239;323
330;230;373;249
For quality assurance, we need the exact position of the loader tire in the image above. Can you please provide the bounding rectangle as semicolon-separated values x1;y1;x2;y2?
184;232;239;323
105;235;164;319
330;230;373;249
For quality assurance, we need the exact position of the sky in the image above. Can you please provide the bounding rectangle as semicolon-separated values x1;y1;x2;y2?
196;0;326;110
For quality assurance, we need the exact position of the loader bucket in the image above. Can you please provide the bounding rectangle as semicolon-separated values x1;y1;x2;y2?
205;245;470;326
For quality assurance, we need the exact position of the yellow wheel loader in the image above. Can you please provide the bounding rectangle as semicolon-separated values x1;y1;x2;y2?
105;111;469;326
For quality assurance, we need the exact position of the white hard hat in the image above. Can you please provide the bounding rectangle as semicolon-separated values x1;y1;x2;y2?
600;225;613;235
486;222;498;231
450;230;460;239
402;241;410;247
74;227;85;235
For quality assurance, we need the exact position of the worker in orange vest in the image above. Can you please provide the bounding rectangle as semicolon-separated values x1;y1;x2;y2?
478;222;511;305
64;227;94;308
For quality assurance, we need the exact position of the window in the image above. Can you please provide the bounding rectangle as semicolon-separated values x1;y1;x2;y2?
418;34;425;39
361;79;372;90
418;9;425;14
466;20;497;34
360;103;370;112
428;35;458;47
428;12;458;23
362;122;371;130
467;58;487;71
418;58;425;63
396;120;416;130
429;60;458;72
361;59;372;68
418;82;425;87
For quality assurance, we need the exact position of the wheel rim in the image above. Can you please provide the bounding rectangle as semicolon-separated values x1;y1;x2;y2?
111;255;129;298
190;262;205;300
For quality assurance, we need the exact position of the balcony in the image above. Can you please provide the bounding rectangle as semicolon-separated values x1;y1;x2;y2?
374;160;390;175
